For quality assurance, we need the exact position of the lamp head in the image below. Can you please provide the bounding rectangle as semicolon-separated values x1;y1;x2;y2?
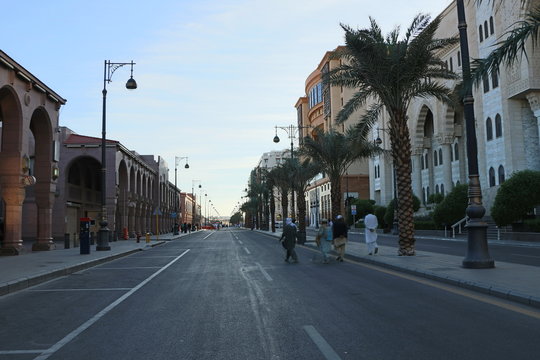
125;77;137;90
273;135;280;143
375;137;383;146
184;163;190;169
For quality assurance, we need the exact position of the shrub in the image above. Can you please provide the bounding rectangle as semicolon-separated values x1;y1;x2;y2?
428;193;444;204
432;184;468;227
374;205;387;229
491;170;540;226
523;218;540;232
347;199;375;226
384;195;421;226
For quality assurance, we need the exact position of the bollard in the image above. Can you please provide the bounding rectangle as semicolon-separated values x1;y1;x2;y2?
64;233;70;249
145;232;150;243
136;232;141;243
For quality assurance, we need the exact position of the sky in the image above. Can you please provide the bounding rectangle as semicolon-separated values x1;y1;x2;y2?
2;0;452;219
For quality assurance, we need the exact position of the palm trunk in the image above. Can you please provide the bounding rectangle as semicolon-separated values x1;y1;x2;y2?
280;187;289;220
270;188;276;232
391;115;416;255
330;175;342;221
297;189;307;232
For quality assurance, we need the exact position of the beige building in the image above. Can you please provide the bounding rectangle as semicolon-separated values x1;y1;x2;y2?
371;0;540;217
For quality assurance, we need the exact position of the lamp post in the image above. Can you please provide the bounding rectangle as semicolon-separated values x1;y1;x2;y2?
192;180;201;229
174;157;189;235
456;0;494;268
375;127;399;235
98;60;137;251
273;124;311;219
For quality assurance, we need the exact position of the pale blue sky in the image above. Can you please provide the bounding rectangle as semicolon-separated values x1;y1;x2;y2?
2;0;451;218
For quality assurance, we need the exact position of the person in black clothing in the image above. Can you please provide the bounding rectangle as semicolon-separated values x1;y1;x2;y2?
332;215;348;262
279;218;298;263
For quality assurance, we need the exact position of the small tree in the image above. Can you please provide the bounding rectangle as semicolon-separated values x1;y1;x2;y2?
491;170;540;226
384;196;420;227
432;184;468;227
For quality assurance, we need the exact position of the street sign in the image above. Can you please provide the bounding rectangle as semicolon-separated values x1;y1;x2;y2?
171;212;177;218
152;208;162;216
351;204;356;215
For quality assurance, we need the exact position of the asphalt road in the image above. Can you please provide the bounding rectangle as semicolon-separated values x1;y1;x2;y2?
1;229;539;360
304;228;540;267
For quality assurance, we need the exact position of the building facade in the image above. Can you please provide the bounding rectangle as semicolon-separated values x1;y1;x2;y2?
0;50;66;254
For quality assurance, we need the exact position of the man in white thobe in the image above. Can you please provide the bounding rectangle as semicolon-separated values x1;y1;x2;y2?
364;210;379;255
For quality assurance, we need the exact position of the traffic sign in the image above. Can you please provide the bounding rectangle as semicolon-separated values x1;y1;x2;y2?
152;208;163;216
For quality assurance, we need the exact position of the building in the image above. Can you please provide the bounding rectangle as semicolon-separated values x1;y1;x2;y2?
0;50;66;255
370;1;540;216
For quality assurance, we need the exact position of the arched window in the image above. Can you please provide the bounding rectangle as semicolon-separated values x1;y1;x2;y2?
489;167;496;187
450;147;454;162
498;165;505;184
495;114;503;138
425;154;429;168
454;143;459;161
489;16;494;35
68;163;81;185
421;155;425;169
479;25;483;42
456;180;460;185
458;51;461;66
422;187;426;204
439;149;443;165
483;74;490;93
484;21;489;39
492;71;499;88
434;151;438;166
436;184;440;194
441;184;445;195
486;118;493;141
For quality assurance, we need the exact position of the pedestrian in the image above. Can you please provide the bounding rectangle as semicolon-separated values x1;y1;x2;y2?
316;219;333;263
279;218;299;263
332;215;348;262
364;210;379;255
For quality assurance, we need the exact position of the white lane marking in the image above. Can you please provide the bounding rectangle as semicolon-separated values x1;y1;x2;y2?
238;240;244;245
33;249;190;360
303;325;342;360
28;288;132;292
94;267;162;270
255;262;273;281
0;350;45;354
244;247;251;254
203;232;213;240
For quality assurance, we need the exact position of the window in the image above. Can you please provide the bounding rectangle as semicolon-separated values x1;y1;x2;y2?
436;184;440;194
450;147;454;162
454;143;459;161
486;118;493;141
449;57;453;72
439;149;443;165
421;156;425;169
483;74;490;93
492;71;499;88
425;154;429;168
441;184;445;195
422;187;426;204
479;25;483;42
457;51;461;66
489;167;496;187
498;165;505;184
495;114;502;138
489;16;494;35
434;151;438;166
484;21;489;39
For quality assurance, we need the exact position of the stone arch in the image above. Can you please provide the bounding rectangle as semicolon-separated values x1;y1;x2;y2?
117;160;129;238
0;85;23;155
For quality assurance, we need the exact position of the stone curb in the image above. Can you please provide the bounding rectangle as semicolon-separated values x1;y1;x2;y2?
0;241;166;297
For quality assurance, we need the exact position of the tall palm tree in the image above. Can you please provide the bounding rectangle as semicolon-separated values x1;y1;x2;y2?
300;128;380;222
269;164;291;221
324;15;458;255
471;1;538;83
284;157;321;238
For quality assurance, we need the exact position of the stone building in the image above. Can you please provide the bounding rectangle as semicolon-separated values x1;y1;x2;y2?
371;0;540;216
0;50;66;254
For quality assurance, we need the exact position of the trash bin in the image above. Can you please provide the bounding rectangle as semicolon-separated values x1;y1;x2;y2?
80;217;91;255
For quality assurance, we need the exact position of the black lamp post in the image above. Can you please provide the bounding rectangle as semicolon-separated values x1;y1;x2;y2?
456;0;494;268
98;60;137;251
273;124;311;219
174;157;189;235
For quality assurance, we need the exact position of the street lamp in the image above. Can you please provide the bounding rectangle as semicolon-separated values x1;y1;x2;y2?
456;0;494;268
192;180;201;229
375;127;399;235
273;124;312;218
174;156;189;235
98;60;137;251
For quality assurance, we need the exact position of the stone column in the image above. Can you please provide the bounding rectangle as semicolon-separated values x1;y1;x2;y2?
32;183;56;251
411;147;423;201
1;186;26;255
525;93;540;170
440;136;454;194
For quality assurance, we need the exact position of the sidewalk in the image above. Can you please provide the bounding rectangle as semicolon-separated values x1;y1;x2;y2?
0;232;187;297
260;229;540;309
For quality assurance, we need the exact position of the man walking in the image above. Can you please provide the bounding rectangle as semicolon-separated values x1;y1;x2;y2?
364;210;379;255
332;215;348;262
280;218;298;263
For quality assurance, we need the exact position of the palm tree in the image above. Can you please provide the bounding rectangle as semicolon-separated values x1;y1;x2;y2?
270;164;292;221
471;1;538;83
300;128;380;222
284;157;321;239
324;15;458;255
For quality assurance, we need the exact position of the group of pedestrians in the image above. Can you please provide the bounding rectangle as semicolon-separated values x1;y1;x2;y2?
278;210;380;264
